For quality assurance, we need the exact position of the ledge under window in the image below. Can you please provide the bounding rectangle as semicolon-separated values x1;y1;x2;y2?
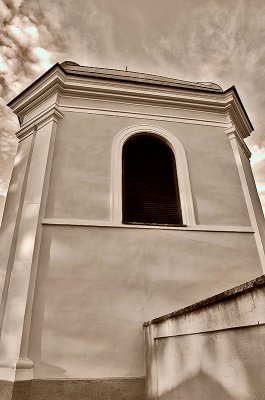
42;218;254;233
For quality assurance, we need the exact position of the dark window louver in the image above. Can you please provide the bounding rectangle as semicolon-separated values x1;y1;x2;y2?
122;134;183;226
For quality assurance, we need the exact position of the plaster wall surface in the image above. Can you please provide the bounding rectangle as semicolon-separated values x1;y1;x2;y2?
145;278;265;400
0;195;6;228
45;111;250;226
27;106;263;383
28;225;261;379
1;77;264;399
156;325;265;400
0;137;31;305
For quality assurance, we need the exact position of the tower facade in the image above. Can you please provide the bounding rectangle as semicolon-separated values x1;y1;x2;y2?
0;62;264;400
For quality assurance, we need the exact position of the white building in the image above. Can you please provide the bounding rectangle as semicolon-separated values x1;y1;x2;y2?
0;61;264;399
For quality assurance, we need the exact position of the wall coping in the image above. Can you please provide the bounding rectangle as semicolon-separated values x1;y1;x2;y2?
143;274;265;326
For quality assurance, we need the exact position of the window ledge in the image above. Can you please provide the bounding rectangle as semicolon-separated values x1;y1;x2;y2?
42;218;254;233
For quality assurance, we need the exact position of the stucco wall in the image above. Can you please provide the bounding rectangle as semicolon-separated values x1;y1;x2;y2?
45;111;250;226
0;136;30;305
156;325;265;400
1;69;263;400
27;107;262;381
0;195;6;227
28;225;261;379
145;277;265;400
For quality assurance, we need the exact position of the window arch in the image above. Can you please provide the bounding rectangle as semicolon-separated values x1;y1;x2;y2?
122;134;183;226
111;125;195;226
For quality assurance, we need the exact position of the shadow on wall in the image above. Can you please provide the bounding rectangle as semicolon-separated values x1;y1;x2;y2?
0;195;6;227
159;370;236;400
28;225;146;378
28;227;67;378
156;324;265;400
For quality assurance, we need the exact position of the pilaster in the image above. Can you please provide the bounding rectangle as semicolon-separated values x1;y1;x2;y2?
226;124;265;272
0;106;63;384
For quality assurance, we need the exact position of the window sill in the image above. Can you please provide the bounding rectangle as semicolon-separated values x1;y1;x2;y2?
122;221;186;228
42;218;254;233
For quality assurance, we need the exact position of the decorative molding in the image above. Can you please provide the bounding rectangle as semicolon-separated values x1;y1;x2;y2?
227;127;265;271
8;66;65;114
42;218;254;233
16;125;36;143
58;84;251;138
17;104;64;140
16;358;34;370
223;91;253;139
111;124;196;226
8;65;253;141
225;124;251;159
60;104;228;128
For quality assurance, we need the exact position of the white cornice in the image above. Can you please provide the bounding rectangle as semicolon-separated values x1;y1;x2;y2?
223;89;253;139
225;124;252;159
17;104;64;140
8;65;253;139
8;66;65;114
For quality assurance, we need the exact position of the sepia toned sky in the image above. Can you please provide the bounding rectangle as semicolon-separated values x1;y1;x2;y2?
0;0;265;212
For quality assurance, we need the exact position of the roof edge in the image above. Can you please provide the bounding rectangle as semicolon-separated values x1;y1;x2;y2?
7;61;224;110
7;63;64;108
60;62;223;93
6;62;254;139
224;85;254;132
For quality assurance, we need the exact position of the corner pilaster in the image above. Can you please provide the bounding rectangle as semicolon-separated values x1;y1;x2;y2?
0;105;63;384
226;124;265;272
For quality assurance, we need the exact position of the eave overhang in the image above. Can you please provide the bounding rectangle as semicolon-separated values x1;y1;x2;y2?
7;62;254;140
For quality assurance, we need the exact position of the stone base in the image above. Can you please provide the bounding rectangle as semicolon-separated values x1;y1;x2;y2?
1;377;146;400
0;380;13;400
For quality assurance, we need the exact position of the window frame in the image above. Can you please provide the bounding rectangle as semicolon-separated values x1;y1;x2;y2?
111;125;196;226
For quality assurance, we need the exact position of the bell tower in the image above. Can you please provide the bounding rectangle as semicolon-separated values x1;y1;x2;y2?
0;61;264;399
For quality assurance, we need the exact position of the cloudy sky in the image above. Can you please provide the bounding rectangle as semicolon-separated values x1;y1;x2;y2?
0;0;265;213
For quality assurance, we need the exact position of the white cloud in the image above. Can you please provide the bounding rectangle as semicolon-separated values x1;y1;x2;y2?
0;54;8;73
0;0;59;195
33;47;52;69
0;0;11;20
250;146;265;166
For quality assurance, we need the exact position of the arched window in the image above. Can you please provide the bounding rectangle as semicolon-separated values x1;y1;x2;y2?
122;134;183;226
